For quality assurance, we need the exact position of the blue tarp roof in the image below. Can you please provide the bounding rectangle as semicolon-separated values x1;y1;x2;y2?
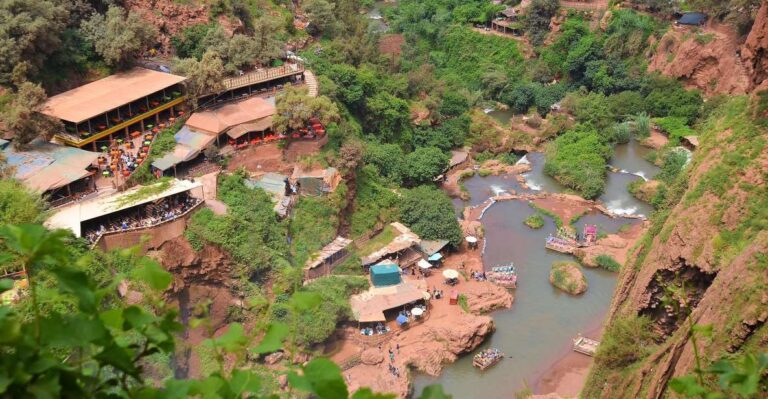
428;253;443;262
678;12;707;25
396;314;408;325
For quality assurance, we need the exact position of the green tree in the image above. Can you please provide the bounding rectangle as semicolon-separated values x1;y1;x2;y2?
0;179;46;226
304;0;338;36
0;0;68;84
523;0;560;46
173;51;225;108
272;87;341;134
364;92;411;143
400;185;463;246
403;147;449;186
3;82;62;149
80;6;158;68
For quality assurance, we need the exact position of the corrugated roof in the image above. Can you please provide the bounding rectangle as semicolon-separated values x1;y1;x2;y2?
45;179;202;237
350;280;427;322
185;97;275;135
245;172;288;196
419;239;449;256
175;126;217;151
41;68;186;123
226;116;273;138
3;139;100;192
305;236;353;270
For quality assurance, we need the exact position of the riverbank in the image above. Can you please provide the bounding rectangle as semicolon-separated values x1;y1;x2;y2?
331;240;513;398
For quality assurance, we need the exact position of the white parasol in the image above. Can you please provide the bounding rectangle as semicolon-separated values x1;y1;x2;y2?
411;307;424;316
465;236;478;243
442;269;459;279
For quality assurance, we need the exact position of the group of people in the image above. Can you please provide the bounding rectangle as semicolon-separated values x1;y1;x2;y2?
427;287;444;299
471;270;487;281
360;322;390;336
473;347;504;368
84;195;200;243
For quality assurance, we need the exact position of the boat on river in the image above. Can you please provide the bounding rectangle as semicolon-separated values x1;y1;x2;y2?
487;264;517;288
573;335;600;356
473;348;505;370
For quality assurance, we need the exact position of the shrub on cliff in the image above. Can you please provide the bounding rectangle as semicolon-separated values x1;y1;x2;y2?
595;315;655;369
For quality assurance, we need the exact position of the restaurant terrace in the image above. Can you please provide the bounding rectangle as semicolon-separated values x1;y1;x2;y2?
41;68;187;150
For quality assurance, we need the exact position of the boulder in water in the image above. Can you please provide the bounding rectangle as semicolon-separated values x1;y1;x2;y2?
549;261;588;295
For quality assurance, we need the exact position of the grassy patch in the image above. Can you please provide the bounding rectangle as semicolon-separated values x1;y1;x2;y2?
478;169;493;177
528;202;564;228
113;178;171;208
458;294;469;313
524;213;545;229
595;254;621;272
356;225;397;257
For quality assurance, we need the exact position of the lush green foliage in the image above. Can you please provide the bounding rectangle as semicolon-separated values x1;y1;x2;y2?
524;213;545;229
273;276;369;346
290;195;341;268
595;254;621;272
524;0;560;46
80;6;158;68
544;125;612;199
595;315;655;368
0;224;448;398
0;179;46;226
186;172;289;274
399;186;462;246
349;166;401;238
403;147;449;186
656;149;689;184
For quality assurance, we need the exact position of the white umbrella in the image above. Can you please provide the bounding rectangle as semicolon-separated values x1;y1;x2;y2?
466;236;478;244
443;269;459;279
411;307;424;316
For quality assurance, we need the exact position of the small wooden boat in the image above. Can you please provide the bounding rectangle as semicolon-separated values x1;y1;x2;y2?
573;335;600;356
487;264;517;288
473;348;504;370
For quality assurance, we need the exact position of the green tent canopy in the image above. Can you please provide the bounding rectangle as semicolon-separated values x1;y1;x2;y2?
370;263;402;287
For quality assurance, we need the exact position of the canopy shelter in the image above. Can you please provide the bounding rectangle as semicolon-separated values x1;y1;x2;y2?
417;259;432;270
428;253;443;262
303;236;353;279
411;307;424;317
361;222;422;266
677;12;707;26
419;239;449;257
41;68;186;125
350;280;428;322
45;178;202;237
442;269;459;280
370;263;402;287
2;138;99;193
185;97;275;136
396;314;408;326
151;126;217;172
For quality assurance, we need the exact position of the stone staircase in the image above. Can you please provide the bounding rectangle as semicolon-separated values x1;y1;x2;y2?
304;70;319;97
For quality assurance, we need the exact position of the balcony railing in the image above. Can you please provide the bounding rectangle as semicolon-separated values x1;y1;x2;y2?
56;96;187;147
219;63;305;92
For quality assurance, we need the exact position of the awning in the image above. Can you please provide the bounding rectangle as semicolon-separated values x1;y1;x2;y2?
226;116;273;139
428;253;443;262
152;152;184;171
443;269;459;279
418;259;432;270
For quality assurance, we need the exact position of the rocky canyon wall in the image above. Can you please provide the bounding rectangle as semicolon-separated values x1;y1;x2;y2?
581;95;768;398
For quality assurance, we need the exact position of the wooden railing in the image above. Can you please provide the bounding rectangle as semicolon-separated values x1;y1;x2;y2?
220;63;305;92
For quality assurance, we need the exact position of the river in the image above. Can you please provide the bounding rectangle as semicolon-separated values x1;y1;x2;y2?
413;136;658;397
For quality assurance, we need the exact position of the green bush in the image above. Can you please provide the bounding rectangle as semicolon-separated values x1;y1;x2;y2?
186;172;289;274
595;254;621;272
400;185;463;246
544;125;612;199
595;315;655;369
524;213;545;229
290;196;340;268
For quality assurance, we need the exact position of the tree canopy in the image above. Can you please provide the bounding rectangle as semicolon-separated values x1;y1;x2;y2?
80;6;157;68
399;185;463;246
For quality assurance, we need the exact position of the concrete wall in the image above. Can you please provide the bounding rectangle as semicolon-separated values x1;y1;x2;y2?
94;202;202;254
